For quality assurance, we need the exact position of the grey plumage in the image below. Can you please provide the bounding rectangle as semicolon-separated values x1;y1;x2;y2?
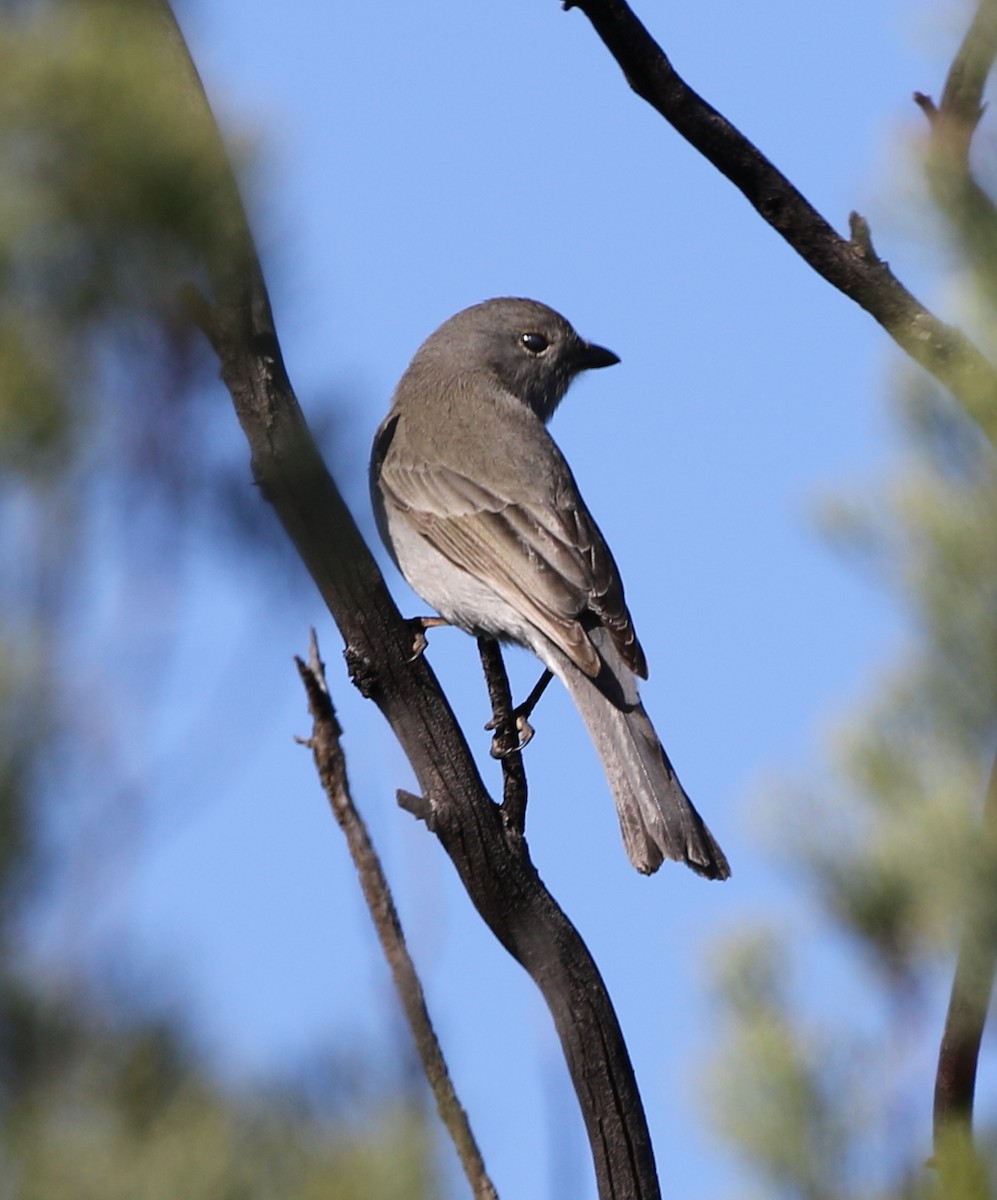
370;297;729;879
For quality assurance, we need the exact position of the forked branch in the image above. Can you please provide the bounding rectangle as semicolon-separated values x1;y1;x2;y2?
563;0;997;441
915;0;997;320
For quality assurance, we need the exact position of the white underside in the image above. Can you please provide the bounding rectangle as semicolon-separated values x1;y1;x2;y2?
385;504;543;649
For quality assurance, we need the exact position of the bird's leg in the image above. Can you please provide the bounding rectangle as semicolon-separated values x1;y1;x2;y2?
485;668;553;758
476;637;530;833
404;615;449;661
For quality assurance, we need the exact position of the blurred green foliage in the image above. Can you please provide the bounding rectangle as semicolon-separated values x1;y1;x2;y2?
707;16;997;1200
1;990;434;1199
0;0;265;928
0;0;237;480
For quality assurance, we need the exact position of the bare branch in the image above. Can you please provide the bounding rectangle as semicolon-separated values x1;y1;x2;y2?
296;632;499;1200
144;2;664;1195
933;752;997;1197
563;0;997;441
921;10;997;1188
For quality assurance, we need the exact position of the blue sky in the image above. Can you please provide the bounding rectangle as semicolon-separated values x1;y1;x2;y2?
66;0;981;1195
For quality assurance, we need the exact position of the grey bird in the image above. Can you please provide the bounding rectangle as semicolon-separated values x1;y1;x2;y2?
370;297;729;879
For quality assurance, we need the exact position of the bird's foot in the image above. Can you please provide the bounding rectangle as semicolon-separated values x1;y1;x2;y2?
486;708;536;758
404;616;449;662
484;669;553;758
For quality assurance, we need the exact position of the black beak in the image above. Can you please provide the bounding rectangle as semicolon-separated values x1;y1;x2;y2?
578;341;620;371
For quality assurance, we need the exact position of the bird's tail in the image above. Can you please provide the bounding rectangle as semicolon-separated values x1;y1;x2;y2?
556;658;730;879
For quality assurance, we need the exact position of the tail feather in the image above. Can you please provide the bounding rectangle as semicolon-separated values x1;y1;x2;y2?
547;646;730;879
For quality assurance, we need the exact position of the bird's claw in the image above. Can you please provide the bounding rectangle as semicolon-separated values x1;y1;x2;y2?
484;667;552;757
404;616;448;662
406;626;429;663
486;710;536;758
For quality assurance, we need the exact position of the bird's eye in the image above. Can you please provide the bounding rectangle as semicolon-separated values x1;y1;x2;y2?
520;331;549;355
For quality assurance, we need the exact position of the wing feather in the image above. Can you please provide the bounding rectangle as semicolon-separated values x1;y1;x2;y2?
380;454;646;679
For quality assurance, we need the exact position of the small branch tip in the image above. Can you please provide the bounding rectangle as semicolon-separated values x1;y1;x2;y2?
397;788;432;823
296;634;342;737
307;626;327;682
914;90;938;122
848;211;878;262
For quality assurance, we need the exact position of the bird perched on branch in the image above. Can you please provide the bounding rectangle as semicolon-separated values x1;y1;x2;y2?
370;297;728;880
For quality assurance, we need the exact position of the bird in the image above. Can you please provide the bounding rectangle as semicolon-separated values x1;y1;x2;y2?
370;297;729;879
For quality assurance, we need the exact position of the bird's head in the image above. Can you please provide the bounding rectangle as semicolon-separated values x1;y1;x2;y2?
417;297;619;423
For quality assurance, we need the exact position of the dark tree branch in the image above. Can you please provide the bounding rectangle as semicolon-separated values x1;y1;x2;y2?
563;0;997;442
146;3;662;1196
295;631;499;1200
933;751;997;1197
476;637;530;836
913;8;997;1190
561;0;997;1181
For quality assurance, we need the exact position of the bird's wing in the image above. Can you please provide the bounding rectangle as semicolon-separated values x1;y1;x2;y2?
378;444;646;680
